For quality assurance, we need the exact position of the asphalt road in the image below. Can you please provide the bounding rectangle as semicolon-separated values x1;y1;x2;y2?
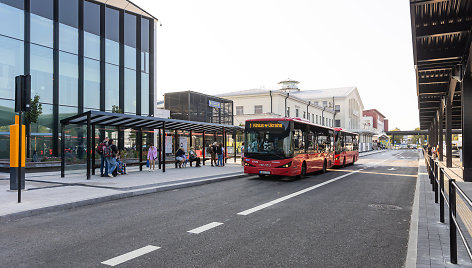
0;150;418;268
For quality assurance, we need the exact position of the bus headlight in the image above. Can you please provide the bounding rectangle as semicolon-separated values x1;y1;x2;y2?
244;161;256;167
277;162;292;168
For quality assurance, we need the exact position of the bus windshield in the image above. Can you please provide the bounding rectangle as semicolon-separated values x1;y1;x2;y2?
245;121;293;160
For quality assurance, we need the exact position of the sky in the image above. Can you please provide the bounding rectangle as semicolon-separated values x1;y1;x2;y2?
134;0;419;130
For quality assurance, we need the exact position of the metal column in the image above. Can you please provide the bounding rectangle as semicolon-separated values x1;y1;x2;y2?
223;127;226;166
61;123;65;178
463;72;472;181
439;109;443;161
189;130;193;167
233;130;236;163
91;124;96;175
162;123;166;173
86;112;91;180
138;128;143;171
158;129;162;169
202;130;205;165
446;97;452;167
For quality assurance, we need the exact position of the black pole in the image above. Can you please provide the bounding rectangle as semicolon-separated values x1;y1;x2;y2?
434;161;438;203
158;129;161;169
138;128;143;171
86;113;91;180
449;179;457;264
91;124;96;175
202;130;205;166
190;130;193;167
61;123;65;178
439;167;444;223
18;110;22;203
223;127;226;166
233;130;236;163
446;97;452;168
162;123;166;173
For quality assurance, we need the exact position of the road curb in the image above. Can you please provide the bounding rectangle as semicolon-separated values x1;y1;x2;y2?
405;151;421;268
359;150;386;157
0;173;252;223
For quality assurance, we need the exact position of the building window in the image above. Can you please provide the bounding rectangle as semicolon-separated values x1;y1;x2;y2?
295;109;299;117
323;101;327;107
335;120;341;127
254;105;263;114
303;111;306;119
312;114;314;123
287;107;290;117
335;105;340;112
316;115;318;124
236;106;244;115
314;101;318;106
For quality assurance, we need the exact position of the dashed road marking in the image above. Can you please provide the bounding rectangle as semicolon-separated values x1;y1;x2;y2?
101;245;160;266
237;170;362;216
188;222;224;234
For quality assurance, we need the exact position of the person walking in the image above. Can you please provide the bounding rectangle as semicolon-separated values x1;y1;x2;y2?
147;143;157;171
210;142;217;167
217;143;224;167
106;139;118;177
97;137;109;177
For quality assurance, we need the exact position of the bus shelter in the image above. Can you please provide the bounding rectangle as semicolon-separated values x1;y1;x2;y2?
60;110;243;179
410;0;472;181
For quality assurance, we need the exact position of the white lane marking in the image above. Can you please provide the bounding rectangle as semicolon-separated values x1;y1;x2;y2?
237;170;361;216
187;222;224;234
101;245;160;267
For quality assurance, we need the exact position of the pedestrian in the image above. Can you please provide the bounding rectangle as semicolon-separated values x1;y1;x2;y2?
210;142;217;167
175;146;186;168
106;139;118;177
240;142;245;166
147;143;157;171
217;143;224;167
97;137;109;177
189;146;201;167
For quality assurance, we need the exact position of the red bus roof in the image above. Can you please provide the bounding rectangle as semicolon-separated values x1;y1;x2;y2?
333;127;358;136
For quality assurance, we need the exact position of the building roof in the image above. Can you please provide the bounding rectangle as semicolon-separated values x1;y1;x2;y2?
363;109;387;119
217;88;271;97
290;87;357;99
95;0;158;21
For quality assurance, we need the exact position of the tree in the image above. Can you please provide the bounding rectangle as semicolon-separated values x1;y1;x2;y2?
112;105;123;114
24;95;43;158
410;127;425;145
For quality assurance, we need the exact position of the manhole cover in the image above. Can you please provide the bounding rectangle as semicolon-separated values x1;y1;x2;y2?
368;204;402;211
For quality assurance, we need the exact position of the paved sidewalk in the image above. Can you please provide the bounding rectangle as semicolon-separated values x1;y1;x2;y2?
0;161;247;222
416;154;472;267
359;149;387;157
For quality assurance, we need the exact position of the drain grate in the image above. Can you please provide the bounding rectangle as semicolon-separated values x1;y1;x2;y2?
368;204;403;211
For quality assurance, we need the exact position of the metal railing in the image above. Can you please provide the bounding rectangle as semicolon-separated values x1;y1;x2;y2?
425;151;472;264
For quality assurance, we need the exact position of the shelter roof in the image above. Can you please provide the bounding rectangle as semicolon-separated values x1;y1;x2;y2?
60;111;243;132
410;0;471;130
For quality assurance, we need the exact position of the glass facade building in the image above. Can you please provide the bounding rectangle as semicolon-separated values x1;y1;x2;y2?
0;0;155;159
164;91;233;125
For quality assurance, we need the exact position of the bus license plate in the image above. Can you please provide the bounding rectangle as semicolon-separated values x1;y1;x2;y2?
260;171;271;175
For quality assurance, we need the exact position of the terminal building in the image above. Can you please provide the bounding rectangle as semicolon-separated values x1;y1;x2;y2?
0;0;157;159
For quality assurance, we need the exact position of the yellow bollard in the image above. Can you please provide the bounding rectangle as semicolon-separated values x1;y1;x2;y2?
10;115;25;190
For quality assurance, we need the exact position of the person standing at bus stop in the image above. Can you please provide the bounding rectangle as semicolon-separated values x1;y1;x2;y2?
97;137;109;177
147;143;157;171
210;142;217;167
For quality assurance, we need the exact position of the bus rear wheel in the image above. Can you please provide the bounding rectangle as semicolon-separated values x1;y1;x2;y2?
297;162;306;179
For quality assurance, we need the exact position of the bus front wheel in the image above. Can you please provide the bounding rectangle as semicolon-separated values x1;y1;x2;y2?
297;162;306;179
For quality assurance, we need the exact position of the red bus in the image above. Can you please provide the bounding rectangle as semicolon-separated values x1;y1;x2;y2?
333;128;359;166
243;118;335;179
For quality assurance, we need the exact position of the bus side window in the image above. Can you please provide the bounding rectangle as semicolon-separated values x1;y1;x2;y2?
307;131;315;154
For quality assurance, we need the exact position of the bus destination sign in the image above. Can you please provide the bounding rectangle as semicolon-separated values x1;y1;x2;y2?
249;122;283;129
